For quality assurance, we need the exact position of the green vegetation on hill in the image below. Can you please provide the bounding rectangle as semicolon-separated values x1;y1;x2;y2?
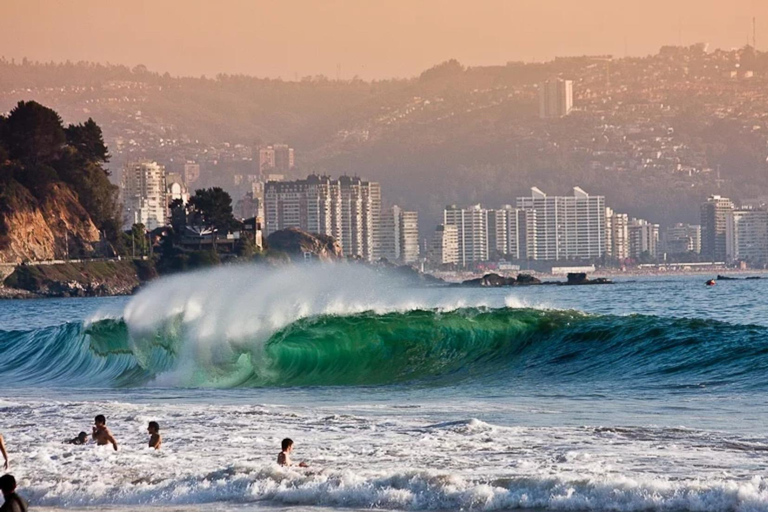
0;101;123;249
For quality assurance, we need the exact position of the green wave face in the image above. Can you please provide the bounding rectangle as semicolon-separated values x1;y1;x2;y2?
250;308;572;387
3;307;768;390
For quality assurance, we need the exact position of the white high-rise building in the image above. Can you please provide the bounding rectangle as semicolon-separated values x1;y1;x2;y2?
121;161;168;230
379;206;419;264
701;195;734;262
628;218;660;260
516;187;605;261
427;224;460;267
487;205;534;260
726;209;768;264
444;204;489;267
264;175;380;261
379;206;401;263
539;78;573;119
400;210;419;264
605;207;629;260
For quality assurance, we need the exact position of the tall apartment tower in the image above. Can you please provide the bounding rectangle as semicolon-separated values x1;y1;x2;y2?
121;161;168;230
628;218;660;260
487;205;534;260
379;206;419;264
517;187;605;261
264;175;379;261
700;195;734;262
444;204;489;267
399;210;419;264
379;206;401;263
726;209;768;264
539;78;573;119
427;224;460;267
605;207;629;260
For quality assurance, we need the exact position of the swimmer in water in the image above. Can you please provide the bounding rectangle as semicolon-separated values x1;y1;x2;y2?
67;432;88;445
277;438;307;467
0;434;8;470
92;414;118;451
0;474;27;512
147;421;161;450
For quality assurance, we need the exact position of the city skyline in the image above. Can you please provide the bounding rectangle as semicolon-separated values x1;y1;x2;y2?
1;0;767;80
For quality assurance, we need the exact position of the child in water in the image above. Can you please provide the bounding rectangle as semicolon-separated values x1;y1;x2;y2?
277;438;307;467
67;432;88;445
147;421;162;450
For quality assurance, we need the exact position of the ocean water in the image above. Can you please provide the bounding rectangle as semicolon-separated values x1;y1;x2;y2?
2;265;768;512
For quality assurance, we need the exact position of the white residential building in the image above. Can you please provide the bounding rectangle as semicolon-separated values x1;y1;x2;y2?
264;175;380;261
701;195;734;262
427;224;460;267
487;205;535;260
628;218;660;260
400;210;419;264
539;78;573;118
444;204;489;267
379;206;401;263
726;209;768;264
380;206;419;264
605;207;629;260
121;161;168;230
516;187;605;261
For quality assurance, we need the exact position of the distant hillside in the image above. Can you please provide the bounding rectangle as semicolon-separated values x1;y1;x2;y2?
3;49;768;229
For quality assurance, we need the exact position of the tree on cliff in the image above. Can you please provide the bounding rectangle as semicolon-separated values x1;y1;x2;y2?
2;100;66;166
187;187;239;232
0;101;122;249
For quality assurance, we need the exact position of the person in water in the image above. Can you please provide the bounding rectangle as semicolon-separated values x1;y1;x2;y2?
0;435;7;470
147;421;161;450
0;475;27;512
277;438;307;467
67;432;88;445
92;415;118;451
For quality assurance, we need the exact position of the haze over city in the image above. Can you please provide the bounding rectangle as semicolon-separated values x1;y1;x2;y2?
7;3;768;512
2;0;767;79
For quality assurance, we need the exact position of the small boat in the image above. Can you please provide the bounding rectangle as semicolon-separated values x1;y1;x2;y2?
705;279;716;286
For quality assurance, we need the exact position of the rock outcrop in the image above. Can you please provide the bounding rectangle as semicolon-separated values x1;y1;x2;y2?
459;273;541;287
0;182;101;264
461;273;516;287
565;273;613;285
265;227;343;262
3;260;156;297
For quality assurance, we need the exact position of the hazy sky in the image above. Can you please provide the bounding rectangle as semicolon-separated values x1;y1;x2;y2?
2;0;767;79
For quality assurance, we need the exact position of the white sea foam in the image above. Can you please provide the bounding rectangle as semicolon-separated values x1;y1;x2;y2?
2;397;768;511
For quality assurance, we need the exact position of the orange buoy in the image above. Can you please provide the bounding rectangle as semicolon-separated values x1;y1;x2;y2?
705;279;716;286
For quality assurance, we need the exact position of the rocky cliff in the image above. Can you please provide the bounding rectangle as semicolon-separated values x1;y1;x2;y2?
0;181;101;263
